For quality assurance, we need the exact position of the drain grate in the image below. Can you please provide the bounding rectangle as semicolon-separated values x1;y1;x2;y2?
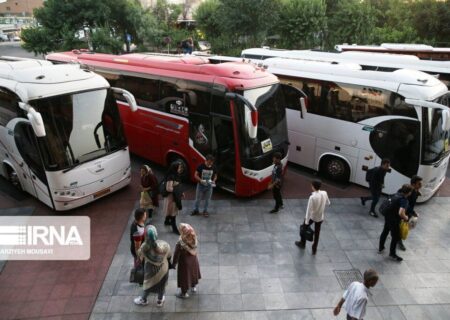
334;269;363;289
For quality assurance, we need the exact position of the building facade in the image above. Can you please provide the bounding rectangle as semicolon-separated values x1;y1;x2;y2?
0;0;44;16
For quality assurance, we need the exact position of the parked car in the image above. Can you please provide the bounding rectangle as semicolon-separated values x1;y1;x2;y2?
0;34;8;42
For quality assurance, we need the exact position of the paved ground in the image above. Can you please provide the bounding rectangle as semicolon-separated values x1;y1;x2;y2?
91;196;450;320
1;156;450;319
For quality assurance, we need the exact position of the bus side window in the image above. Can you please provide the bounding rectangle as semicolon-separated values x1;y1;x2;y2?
159;79;184;114
115;76;160;110
0;88;21;126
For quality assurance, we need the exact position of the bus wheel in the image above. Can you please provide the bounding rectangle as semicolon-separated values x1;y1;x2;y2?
168;155;189;181
6;166;22;190
321;156;349;182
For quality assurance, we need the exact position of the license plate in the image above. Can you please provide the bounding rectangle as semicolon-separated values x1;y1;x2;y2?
93;188;110;199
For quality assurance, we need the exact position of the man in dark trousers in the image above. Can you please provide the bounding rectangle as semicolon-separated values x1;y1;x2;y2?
269;152;283;213
361;158;391;217
379;184;412;262
398;175;422;251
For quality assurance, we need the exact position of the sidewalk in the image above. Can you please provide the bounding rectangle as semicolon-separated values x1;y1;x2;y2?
91;196;450;320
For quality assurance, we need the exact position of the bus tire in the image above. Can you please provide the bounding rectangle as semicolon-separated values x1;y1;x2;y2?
168;154;189;182
320;156;350;182
5;165;22;191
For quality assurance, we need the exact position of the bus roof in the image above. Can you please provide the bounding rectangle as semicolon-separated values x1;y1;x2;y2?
241;48;450;74
263;57;447;101
335;43;450;53
0;56;109;102
46;51;278;86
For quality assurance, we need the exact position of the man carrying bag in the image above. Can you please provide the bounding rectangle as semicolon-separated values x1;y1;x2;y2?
295;180;330;255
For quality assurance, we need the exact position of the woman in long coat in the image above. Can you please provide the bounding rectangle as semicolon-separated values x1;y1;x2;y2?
134;225;171;307
139;165;159;220
163;161;185;235
172;223;201;298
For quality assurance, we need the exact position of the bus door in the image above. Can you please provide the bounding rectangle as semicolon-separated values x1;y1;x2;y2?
355;149;377;187
12;121;52;208
212;115;236;191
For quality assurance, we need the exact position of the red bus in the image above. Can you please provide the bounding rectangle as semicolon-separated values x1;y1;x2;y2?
335;43;450;61
46;52;299;196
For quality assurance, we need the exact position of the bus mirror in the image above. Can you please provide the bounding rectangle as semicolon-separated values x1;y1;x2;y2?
27;108;46;137
300;97;307;119
225;92;237;100
442;109;450;131
111;87;138;112
18;102;46;137
245;109;258;139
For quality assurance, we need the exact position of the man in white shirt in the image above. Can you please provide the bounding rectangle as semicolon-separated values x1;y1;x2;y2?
295;180;330;255
333;269;379;320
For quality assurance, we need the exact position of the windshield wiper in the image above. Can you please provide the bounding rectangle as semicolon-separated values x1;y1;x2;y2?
62;160;82;173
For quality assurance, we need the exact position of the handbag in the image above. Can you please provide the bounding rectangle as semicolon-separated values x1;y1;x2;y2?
158;179;169;197
300;224;314;242
129;260;144;285
399;220;409;240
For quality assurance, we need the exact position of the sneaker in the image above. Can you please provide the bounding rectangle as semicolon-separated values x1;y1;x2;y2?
295;241;305;249
156;296;165;307
203;211;209;217
378;247;385;254
177;292;189;299
398;242;406;251
191;210;200;216
389;254;403;262
191;286;197;293
269;208;279;214
134;297;148;306
360;197;366;206
369;211;379;218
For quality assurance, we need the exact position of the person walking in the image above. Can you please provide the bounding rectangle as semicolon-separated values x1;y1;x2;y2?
379;184;412;262
140;165;159;221
130;208;146;266
361;158;391;218
398;175;422;251
191;155;217;217
163;161;185;235
295;180;330;255
333;269;379;320
134;226;172;307
172;223;201;298
269;152;284;213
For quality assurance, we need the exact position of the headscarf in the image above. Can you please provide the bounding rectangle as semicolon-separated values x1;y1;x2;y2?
145;225;158;247
178;223;198;256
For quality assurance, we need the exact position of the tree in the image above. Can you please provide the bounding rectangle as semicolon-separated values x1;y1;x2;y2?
194;0;221;39
325;0;377;49
369;0;419;44
22;0;148;55
411;0;450;46
275;0;327;49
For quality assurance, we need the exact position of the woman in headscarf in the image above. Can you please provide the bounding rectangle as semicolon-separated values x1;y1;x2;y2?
134;225;171;307
163;161;185;235
140;165;159;221
172;223;201;298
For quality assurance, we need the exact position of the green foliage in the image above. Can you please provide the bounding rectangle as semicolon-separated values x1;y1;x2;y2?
411;0;450;46
325;0;377;49
275;0;327;49
194;0;221;39
21;27;56;56
90;27;123;54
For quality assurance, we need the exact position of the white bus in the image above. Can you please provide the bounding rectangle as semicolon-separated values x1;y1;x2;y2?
335;43;450;61
0;57;137;210
241;48;450;88
258;57;450;202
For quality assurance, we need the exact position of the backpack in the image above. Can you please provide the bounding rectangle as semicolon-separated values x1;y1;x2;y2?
379;193;402;217
365;167;376;183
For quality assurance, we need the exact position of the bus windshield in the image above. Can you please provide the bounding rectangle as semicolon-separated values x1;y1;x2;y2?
237;84;287;158
422;97;450;164
30;89;126;171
